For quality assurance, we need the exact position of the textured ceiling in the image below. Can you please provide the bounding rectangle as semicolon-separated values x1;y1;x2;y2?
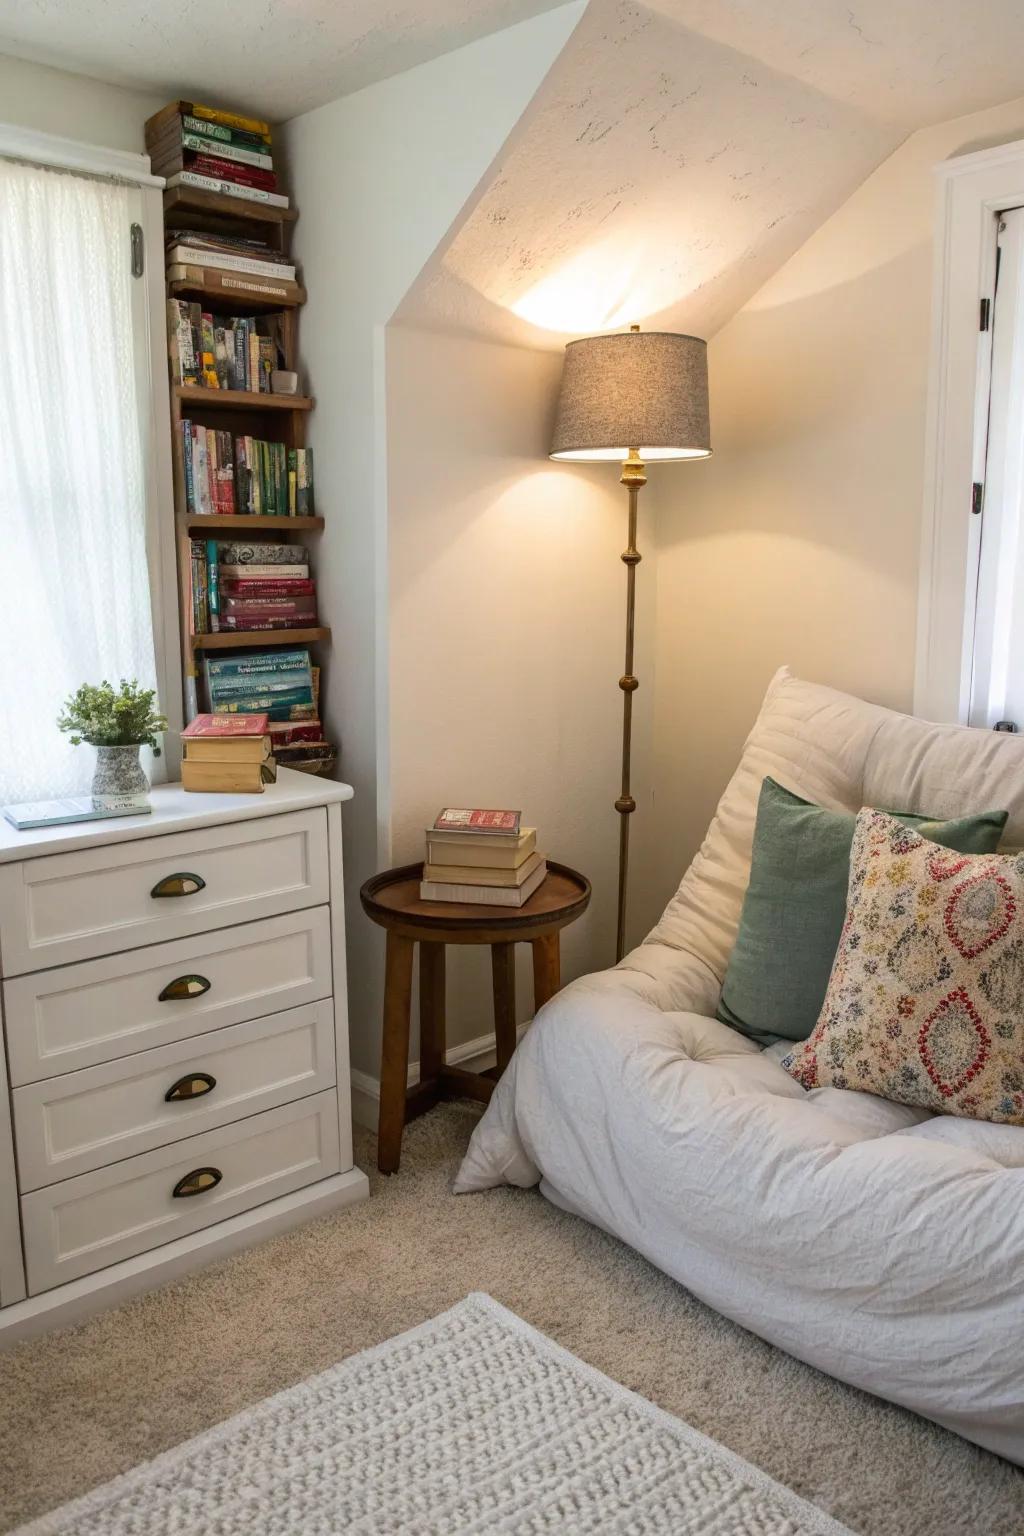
0;0;567;118
396;0;1024;348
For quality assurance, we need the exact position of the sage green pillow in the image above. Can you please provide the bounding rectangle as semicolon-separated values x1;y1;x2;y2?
716;777;1008;1046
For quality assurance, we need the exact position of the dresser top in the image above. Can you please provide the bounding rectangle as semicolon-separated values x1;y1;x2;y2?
0;769;354;864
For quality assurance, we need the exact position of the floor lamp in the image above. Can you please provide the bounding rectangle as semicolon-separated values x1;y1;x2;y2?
549;325;711;962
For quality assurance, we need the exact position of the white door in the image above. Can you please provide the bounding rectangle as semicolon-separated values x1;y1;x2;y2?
970;205;1024;731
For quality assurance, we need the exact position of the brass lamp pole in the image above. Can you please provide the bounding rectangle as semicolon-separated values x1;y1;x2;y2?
550;325;711;962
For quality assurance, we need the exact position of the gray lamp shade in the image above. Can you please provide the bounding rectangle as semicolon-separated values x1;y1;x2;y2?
549;330;711;462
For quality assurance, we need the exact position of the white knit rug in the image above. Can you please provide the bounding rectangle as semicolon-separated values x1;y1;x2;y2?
17;1293;855;1535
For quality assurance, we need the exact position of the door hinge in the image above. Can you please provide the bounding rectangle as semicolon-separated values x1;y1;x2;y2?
972;481;984;516
980;297;991;331
130;222;144;278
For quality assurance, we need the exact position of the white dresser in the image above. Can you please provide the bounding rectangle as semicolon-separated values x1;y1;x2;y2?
0;770;369;1344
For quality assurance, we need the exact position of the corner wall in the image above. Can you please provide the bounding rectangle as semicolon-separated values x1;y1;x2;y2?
644;94;1024;928
386;324;655;1056
279;4;586;1085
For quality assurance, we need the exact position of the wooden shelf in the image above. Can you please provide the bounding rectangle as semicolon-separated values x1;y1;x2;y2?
191;627;331;652
179;514;324;532
163;186;298;226
174;385;313;412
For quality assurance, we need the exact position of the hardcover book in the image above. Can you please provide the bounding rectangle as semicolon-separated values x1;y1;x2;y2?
3;798;152;830
426;827;537;868
182;713;270;737
432;808;522;836
218;542;307;566
420;861;547;907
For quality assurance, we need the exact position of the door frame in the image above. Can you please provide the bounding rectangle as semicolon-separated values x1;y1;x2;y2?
915;136;1024;724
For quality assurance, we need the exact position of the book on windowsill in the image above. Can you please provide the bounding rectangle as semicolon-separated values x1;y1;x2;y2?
3;797;152;830
432;807;522;837
425;826;536;869
420;860;547;907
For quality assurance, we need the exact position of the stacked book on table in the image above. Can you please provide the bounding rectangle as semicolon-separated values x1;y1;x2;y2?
146;99;289;211
181;712;275;794
201;648;336;775
190;540;317;634
420;809;546;907
182;422;313;517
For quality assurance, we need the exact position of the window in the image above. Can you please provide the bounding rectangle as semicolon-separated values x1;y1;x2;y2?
0;142;177;805
916;137;1024;727
970;206;1024;729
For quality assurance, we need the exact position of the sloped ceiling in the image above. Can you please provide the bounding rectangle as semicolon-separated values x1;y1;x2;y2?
395;0;1024;347
0;0;567;118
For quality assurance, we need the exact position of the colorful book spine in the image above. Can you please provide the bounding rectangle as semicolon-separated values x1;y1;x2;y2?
182;423;195;514
164;171;289;209
180;133;273;170
206;540;220;632
180;114;269;150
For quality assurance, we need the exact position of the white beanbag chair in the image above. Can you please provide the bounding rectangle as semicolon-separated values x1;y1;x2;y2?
455;669;1024;1464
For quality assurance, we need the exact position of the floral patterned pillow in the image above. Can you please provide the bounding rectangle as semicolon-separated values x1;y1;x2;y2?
782;808;1024;1125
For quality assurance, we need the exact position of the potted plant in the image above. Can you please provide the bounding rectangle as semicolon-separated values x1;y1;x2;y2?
57;679;168;810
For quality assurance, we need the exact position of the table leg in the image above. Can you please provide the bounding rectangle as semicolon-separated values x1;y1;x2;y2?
532;931;561;1010
491;941;517;1075
377;931;415;1174
419;941;446;1085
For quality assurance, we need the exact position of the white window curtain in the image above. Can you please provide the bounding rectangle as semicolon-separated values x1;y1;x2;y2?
0;157;160;805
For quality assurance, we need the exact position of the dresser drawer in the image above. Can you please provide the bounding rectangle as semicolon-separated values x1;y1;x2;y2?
21;1091;342;1294
0;808;328;976
4;907;332;1085
13;1001;337;1191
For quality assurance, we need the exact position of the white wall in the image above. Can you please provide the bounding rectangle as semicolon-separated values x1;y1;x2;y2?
280;3;585;1082
386;324;654;1051
643;93;1024;929
0;53;162;150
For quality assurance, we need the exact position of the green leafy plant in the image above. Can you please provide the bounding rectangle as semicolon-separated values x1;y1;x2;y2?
57;679;168;752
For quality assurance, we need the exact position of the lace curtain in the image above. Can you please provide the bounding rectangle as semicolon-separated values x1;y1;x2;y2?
0;157;160;805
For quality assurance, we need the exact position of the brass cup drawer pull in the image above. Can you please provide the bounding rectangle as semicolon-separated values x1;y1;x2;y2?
150;872;206;899
172;1166;222;1198
165;1072;217;1103
158;974;211;1002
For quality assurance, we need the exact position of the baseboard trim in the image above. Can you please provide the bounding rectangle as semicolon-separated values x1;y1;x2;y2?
350;1024;527;1130
0;1166;370;1349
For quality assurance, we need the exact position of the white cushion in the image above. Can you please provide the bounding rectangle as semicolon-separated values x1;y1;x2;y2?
642;667;1024;988
457;670;1024;1464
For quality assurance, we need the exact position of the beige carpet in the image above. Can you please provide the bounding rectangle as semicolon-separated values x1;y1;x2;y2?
2;1105;1022;1535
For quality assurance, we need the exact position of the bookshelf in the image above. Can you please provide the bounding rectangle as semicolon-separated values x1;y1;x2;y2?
159;173;330;742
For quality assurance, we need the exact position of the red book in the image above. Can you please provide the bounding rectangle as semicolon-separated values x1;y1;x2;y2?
269;719;323;745
222;599;317;622
221;578;316;598
182;712;269;738
189;153;278;190
432;807;522;836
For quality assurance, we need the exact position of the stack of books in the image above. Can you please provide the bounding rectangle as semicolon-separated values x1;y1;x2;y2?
181;712;274;794
145;100;289;211
182;421;313;517
166;231;295;293
420;809;546;907
190;540;317;634
202;649;336;776
168;303;285;392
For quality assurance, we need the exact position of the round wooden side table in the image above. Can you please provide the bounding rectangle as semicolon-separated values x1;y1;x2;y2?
360;861;591;1173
